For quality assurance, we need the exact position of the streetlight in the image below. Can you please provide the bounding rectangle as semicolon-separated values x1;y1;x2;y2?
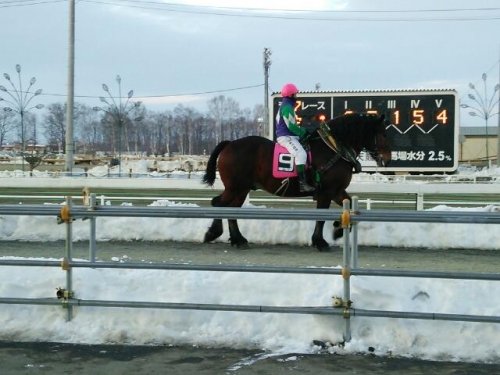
93;75;142;176
460;73;500;166
0;64;44;172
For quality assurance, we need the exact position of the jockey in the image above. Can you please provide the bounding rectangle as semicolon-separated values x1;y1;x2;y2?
276;83;315;193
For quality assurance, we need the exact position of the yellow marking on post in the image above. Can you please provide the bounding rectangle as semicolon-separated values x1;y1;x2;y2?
61;257;70;271
60;205;71;223
341;210;351;228
341;267;351;280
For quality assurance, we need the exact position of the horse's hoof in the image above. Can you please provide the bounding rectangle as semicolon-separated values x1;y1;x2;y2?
312;238;330;252
317;244;331;252
231;241;249;249
333;228;344;240
229;237;249;248
204;231;217;243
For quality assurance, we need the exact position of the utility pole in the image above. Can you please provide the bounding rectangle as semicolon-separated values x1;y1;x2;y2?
65;0;75;175
263;48;272;138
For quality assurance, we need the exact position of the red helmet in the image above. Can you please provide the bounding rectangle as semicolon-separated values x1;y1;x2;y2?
281;83;298;98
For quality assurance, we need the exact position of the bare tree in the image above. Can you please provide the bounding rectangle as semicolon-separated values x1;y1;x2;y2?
0;109;16;146
145;111;173;156
207;95;247;142
25;95;264;157
21;113;37;149
99;111;117;153
173;105;203;155
252;103;266;136
76;103;103;155
123;103;145;154
42;103;66;151
208;95;228;143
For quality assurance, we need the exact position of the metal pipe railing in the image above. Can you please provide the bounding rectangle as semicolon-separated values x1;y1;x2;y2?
0;195;498;344
0;193;498;211
0;259;497;281
1;297;498;324
0;204;499;224
0;259;342;275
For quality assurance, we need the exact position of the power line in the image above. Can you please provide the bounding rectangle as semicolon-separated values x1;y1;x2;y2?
0;0;53;3
0;83;264;101
2;0;499;20
78;0;500;22
0;0;65;8
133;84;264;98
1;0;499;14
82;0;500;14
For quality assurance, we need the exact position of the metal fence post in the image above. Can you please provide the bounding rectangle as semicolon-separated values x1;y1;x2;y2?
342;199;352;342
89;193;97;262
351;196;359;269
64;196;74;321
416;193;424;210
366;198;372;210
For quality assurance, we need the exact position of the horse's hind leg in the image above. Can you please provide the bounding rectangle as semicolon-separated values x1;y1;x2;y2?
204;195;225;243
204;219;223;243
203;191;250;248
227;192;250;248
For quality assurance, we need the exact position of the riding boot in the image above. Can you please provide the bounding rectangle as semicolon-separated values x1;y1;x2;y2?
297;165;315;193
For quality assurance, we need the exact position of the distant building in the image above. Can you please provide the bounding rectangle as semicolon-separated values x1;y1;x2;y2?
0;143;49;154
459;126;498;165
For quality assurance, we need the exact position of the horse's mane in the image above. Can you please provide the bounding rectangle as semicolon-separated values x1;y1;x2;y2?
326;113;381;149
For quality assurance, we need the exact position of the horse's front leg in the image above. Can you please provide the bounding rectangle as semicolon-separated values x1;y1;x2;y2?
311;193;332;251
332;190;351;240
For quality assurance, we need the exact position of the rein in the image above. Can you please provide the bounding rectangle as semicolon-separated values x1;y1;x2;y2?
315;122;361;173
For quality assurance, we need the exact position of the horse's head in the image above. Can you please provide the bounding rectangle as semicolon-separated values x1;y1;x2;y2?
367;114;391;167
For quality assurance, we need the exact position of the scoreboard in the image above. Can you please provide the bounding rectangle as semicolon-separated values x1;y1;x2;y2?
270;89;459;173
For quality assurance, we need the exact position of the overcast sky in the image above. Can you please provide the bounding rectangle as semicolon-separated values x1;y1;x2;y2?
0;0;499;126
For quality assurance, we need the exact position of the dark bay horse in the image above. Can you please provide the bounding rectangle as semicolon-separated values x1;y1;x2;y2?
202;113;391;251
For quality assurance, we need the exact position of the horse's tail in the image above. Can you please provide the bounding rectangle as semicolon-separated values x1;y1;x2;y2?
202;140;231;186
